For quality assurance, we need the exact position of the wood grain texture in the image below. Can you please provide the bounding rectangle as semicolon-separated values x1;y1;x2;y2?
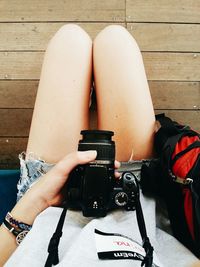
155;110;200;132
149;81;200;109
0;81;38;108
0;109;32;137
143;52;200;81
0;0;125;22
0;52;43;80
1;81;199;109
0;22;125;51
0;138;27;169
1;108;200;169
127;23;200;52
1;0;200;168
126;0;200;23
1;52;200;80
1;22;199;52
1;108;199;137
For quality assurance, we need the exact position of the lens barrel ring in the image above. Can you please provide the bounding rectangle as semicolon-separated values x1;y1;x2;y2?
78;130;115;161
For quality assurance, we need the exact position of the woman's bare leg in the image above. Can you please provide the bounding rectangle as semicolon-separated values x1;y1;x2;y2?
26;24;92;163
93;25;155;161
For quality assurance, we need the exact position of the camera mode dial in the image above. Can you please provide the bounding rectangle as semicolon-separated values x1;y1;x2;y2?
115;192;128;207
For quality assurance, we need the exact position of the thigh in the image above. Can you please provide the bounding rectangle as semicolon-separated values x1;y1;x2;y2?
93;25;155;161
26;24;92;163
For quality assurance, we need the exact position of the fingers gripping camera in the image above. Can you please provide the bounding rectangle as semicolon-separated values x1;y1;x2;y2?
66;130;138;217
46;130;154;267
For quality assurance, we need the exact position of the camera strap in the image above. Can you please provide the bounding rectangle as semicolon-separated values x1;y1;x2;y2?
134;180;154;267
44;204;68;267
44;179;154;267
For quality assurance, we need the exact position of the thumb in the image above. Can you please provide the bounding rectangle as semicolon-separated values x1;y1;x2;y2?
54;150;97;177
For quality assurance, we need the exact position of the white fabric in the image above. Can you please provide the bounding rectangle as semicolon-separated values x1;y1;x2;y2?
5;192;197;267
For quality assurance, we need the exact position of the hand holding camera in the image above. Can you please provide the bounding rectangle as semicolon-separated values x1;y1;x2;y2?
10;150;99;226
66;130;138;217
45;130;153;267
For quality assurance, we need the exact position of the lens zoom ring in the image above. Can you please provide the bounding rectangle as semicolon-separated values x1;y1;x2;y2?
78;143;115;160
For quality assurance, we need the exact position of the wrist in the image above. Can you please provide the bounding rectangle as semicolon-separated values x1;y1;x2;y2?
11;190;48;225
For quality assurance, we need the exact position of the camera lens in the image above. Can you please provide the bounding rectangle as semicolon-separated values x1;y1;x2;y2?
78;130;115;162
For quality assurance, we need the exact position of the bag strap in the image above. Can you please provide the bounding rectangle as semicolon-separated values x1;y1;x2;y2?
155;114;185;156
171;141;200;167
156;113;191;135
155;113;198;161
191;155;200;243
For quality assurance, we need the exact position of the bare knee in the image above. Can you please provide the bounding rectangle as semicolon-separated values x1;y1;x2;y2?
94;24;140;52
54;24;91;41
48;23;92;49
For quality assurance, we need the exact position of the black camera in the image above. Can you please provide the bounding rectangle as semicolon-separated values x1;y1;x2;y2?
66;130;138;217
46;130;154;267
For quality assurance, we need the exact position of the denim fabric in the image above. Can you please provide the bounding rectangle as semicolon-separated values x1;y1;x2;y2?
17;152;55;201
17;150;149;202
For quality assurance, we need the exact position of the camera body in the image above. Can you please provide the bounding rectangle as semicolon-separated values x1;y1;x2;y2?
66;130;138;217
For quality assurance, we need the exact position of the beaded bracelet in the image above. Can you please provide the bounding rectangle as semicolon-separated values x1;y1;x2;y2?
5;212;32;231
2;212;32;245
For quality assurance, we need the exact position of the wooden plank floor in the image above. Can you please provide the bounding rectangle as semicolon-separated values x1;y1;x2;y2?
0;0;200;168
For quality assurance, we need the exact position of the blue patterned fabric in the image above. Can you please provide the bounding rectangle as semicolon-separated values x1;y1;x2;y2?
17;152;55;201
0;170;20;223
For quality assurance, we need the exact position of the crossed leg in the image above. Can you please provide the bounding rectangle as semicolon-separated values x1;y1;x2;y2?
93;25;156;161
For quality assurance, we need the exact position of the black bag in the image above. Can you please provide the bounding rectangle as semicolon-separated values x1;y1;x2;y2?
141;113;200;257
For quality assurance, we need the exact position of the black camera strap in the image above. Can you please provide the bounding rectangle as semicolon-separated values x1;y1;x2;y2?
134;179;154;267
44;180;154;267
44;205;68;267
